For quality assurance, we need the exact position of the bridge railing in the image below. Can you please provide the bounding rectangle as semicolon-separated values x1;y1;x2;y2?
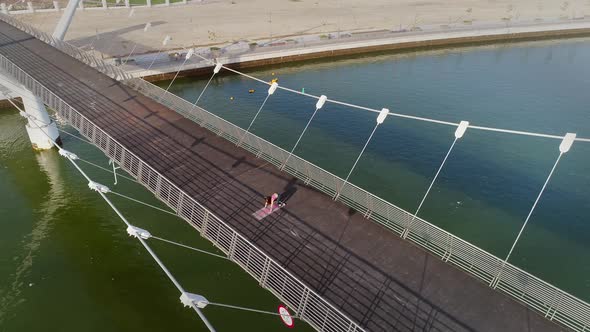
0;13;132;82
0;51;364;332
1;14;588;332
125;71;590;332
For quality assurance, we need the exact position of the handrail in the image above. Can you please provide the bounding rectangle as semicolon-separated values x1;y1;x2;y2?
0;13;588;332
0;15;363;332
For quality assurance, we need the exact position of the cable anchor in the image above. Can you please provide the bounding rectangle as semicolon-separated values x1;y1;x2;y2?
58;149;79;160
180;292;209;308
126;225;151;240
88;181;110;193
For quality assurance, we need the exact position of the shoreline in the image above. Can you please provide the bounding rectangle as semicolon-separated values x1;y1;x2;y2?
122;19;590;82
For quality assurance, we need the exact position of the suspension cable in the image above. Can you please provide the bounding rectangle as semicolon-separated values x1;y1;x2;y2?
77;157;139;183
151;236;229;260
207;301;296;318
10;99;216;332
190;53;589;142
109;190;177;216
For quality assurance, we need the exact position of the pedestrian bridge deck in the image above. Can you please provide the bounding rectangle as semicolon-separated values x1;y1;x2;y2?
0;20;562;332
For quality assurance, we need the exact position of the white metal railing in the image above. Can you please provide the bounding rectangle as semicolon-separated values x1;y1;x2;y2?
1;14;589;332
0;14;132;81
124;77;590;332
0;20;363;332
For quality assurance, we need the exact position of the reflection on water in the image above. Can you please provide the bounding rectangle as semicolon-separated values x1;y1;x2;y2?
0;150;65;324
0;111;314;331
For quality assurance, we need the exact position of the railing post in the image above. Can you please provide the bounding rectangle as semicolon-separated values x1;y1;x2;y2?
228;232;238;260
259;257;272;287
296;288;310;318
155;174;162;196
200;210;210;236
548;292;564;321
176;193;184;216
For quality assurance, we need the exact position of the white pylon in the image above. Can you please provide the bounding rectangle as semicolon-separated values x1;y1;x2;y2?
0;71;60;150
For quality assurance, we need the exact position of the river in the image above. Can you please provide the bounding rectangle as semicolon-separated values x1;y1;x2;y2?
1;37;589;331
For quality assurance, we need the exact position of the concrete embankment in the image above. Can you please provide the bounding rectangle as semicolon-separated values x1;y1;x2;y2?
131;20;590;82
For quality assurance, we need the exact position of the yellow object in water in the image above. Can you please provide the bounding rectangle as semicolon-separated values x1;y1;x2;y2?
248;89;255;93
270;78;279;84
230;96;234;100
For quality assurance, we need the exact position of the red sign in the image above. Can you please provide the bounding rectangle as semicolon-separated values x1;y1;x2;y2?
278;305;294;328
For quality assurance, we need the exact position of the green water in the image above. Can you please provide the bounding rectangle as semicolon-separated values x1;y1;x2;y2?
1;37;590;332
0;112;314;331
164;38;590;301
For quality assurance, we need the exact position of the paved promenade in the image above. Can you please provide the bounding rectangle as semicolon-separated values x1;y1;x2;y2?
114;18;590;80
0;20;567;331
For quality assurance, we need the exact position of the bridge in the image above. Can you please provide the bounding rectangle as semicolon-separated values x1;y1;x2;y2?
0;12;589;332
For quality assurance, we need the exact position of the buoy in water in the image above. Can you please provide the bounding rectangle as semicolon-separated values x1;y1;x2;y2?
301;87;305;93
248;89;255;93
230;96;234;100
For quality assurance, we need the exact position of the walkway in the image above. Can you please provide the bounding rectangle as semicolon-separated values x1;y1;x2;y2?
0;20;564;332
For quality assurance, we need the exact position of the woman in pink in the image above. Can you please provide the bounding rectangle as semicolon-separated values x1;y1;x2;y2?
269;193;279;211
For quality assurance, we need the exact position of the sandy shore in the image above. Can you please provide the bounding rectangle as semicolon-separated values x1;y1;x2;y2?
16;0;590;57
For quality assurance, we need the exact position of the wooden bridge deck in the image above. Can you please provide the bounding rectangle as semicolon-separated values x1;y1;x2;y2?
0;21;565;332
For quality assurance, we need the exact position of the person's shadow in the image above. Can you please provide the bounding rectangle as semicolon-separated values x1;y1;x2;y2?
280;177;298;203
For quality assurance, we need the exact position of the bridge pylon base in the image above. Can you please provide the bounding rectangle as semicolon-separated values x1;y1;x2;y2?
21;92;60;150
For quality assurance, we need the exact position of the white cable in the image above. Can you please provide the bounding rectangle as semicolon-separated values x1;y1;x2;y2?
151;236;229;260
10;99;216;332
281;107;320;170
146;46;164;72
109;190;177;216
191;53;589;142
492;152;564;288
193;71;217;107
77;158;138;183
335;122;380;200
207;302;295;318
239;94;271;146
16;109;137;184
402;137;458;239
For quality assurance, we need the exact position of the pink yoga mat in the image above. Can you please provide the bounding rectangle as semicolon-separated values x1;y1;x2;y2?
253;206;282;221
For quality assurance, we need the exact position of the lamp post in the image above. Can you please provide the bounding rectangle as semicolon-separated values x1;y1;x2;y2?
281;94;327;171
335;108;389;200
